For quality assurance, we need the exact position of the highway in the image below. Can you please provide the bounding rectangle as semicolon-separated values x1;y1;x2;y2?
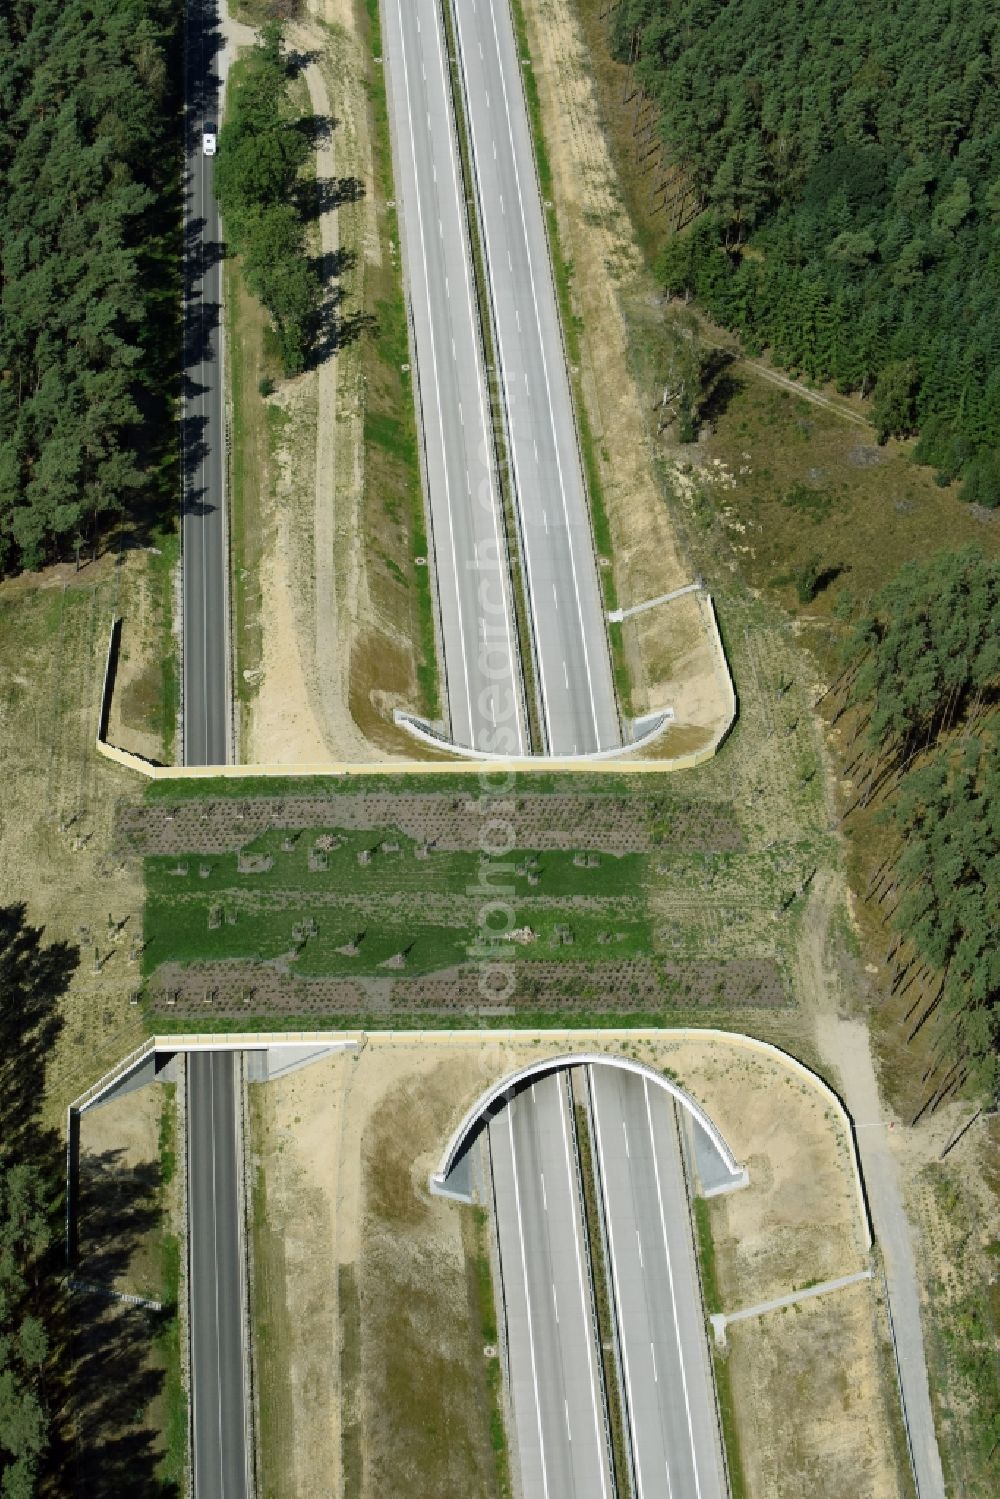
450;0;621;756
182;5;249;1495
382;0;529;754
588;1065;726;1499
488;1073;612;1499
186;1051;250;1499
183;0;229;769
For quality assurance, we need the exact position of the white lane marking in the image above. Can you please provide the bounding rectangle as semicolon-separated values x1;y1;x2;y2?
533;438;538;461
651;1342;658;1383
458;401;464;426
552;1282;559;1323
541;1170;547;1211
623;1120;630;1158
432;162;436;183
524;372;530;397
429;0;527;752
500;194;505;215
556;1077;610;1499
552;583;559;610
590;1067;646;1499
454;0;556;752
395;0;474;739
444;274;450;298
543;509;549;534
507;1105;551;1499
493;137;497;159
636;1228;643;1268
563;660;569;689
452;338;457;361
565;1399;572;1441
516;308;521;332
475;0;607;749
645;1078;704;1499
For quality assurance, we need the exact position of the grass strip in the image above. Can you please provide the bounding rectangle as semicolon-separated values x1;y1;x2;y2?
441;0;543;750
506;0;632;715
573;1094;631;1497
155;1083;187;1488
689;1195;749;1499
466;1208;514;1498
363;0;440;718
147;529;180;762
248;1088;295;1495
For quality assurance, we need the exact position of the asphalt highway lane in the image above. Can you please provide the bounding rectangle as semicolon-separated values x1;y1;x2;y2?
451;0;621;755
589;1065;726;1499
187;1051;250;1499
488;1074;612;1499
183;0;229;769
382;0;528;754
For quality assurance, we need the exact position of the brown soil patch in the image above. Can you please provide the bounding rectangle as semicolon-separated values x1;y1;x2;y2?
120;788;744;855
726;1283;899;1499
520;0;731;732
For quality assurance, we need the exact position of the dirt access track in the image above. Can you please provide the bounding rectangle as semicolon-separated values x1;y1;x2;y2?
246;1027;900;1499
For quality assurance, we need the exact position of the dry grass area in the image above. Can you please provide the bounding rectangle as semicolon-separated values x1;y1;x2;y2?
517;0;731;734
658;1039;868;1303
726;1283;900;1499
77;1084;165;1298
900;1118;1000;1499
247;1029;890;1497
0;556;154;1125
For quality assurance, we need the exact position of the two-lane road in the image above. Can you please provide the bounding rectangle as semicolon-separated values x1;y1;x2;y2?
382;0;528;754
183;0;229;769
186;1051;250;1499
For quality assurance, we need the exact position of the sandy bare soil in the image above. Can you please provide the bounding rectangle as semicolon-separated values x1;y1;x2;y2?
248;1028;885;1496
520;0;731;734
228;1;419;764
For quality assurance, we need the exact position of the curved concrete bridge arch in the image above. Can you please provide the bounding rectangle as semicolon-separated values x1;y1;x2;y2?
431;1050;748;1193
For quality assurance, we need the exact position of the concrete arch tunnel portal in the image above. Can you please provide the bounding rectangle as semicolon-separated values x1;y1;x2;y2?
431;1051;750;1199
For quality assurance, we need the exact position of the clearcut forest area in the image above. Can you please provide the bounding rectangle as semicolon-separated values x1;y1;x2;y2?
611;0;1000;495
